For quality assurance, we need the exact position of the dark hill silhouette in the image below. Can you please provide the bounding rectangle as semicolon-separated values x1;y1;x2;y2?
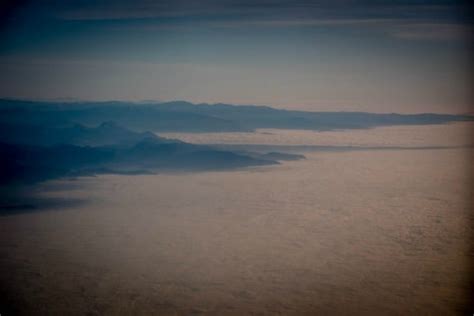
0;141;276;186
0;121;172;147
0;122;277;186
1;99;471;133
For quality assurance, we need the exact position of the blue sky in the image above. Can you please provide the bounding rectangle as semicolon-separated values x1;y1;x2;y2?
0;0;472;113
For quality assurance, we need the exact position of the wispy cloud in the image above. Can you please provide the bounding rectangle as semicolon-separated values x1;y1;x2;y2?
389;23;473;41
50;0;470;24
97;16;471;43
44;0;472;42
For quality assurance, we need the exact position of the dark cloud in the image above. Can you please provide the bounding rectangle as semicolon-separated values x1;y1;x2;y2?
6;0;468;43
0;0;28;32
9;0;472;23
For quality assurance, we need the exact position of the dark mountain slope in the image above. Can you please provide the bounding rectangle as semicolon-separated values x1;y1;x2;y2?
1;99;471;133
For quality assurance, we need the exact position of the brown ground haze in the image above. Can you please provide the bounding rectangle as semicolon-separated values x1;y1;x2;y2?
0;123;473;315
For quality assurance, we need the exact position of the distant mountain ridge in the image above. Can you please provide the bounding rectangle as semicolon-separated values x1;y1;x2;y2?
1;99;472;133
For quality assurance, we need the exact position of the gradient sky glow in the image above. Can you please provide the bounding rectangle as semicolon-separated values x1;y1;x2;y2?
0;0;472;113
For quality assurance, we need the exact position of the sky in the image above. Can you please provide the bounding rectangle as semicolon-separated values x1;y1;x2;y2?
0;0;472;113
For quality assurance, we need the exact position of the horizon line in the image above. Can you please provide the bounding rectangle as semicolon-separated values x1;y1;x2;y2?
0;97;473;117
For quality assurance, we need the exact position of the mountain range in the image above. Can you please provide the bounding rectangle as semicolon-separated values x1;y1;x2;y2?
1;98;472;187
0;122;281;186
1;99;472;133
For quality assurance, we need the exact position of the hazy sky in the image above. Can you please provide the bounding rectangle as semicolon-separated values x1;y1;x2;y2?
0;0;472;113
